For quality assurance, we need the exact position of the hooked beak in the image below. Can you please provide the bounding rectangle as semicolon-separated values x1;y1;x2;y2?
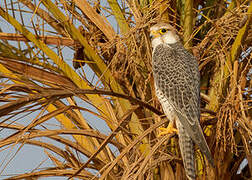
150;30;160;40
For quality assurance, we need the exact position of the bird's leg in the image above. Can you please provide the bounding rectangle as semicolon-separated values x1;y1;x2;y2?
158;119;178;136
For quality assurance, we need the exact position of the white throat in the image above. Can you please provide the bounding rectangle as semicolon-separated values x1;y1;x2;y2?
151;31;178;49
151;36;163;49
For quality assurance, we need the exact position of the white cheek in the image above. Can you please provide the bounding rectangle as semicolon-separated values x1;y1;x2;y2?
163;31;178;44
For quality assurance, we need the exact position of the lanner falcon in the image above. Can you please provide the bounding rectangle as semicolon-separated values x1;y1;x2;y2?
150;22;214;180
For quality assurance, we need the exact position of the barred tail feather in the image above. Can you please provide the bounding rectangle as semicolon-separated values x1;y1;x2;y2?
176;120;196;180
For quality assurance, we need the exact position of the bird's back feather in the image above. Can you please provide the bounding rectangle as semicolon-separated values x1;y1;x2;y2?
152;43;214;169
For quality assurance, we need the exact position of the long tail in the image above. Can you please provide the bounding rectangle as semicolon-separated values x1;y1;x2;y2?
176;120;196;180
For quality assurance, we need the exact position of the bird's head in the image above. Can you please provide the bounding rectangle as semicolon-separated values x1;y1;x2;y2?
150;23;180;49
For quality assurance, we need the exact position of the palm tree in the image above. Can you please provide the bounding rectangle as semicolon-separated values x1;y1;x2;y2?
0;0;251;179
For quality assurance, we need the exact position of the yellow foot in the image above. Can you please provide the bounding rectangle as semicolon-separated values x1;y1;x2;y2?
158;122;178;137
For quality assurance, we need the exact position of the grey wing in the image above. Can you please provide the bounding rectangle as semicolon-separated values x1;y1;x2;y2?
153;44;214;166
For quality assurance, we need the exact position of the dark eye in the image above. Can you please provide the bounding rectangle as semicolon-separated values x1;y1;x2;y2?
160;28;167;33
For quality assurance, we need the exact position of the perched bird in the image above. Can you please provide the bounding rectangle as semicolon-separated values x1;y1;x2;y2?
150;22;214;180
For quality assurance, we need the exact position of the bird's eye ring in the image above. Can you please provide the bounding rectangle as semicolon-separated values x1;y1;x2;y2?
160;28;167;34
